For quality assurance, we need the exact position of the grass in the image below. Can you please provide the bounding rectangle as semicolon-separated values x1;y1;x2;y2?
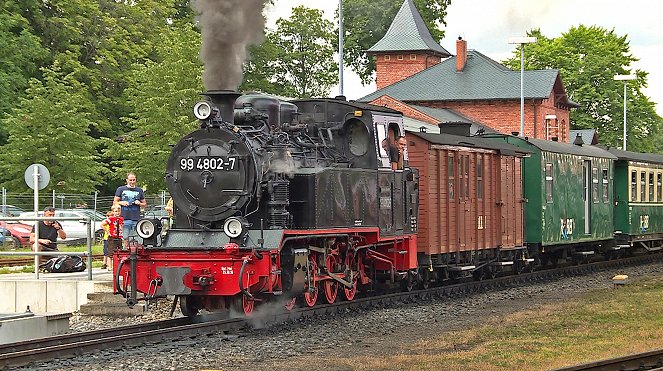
297;275;663;370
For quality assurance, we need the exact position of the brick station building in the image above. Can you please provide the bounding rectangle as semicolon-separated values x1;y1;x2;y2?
358;0;579;141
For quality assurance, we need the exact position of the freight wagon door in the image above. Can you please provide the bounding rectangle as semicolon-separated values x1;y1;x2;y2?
583;160;591;234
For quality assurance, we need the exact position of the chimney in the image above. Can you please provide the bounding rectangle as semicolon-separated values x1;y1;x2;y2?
456;36;467;72
202;90;241;125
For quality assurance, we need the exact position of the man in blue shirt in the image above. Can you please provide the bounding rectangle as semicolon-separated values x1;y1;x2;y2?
113;172;147;245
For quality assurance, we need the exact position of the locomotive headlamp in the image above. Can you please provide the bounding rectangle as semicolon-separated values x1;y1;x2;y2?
193;101;213;120
136;218;162;240
223;217;246;238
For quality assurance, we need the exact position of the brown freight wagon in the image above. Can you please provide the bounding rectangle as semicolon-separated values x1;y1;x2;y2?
405;129;531;282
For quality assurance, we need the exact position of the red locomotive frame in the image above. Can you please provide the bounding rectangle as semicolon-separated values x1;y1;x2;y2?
115;228;417;315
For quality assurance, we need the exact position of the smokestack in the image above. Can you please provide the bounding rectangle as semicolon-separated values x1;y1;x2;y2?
456;36;467;72
192;0;267;91
203;90;242;125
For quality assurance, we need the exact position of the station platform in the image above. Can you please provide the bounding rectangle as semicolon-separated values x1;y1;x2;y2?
0;268;115;314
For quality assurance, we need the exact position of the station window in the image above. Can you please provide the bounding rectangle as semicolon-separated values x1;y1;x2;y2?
658;173;662;202
592;167;599;203
631;171;637;201
640;172;646;202
545;163;553;203
448;155;454;199
477;156;483;199
384;55;391;61
410;54;417;60
602;169;609;202
649;172;655;202
397;55;404;60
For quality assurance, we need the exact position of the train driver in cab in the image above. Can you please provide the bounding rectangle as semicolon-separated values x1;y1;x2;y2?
382;138;400;170
397;135;407;170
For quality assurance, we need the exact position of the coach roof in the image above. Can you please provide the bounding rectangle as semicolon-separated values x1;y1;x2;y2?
408;131;529;157
603;147;663;165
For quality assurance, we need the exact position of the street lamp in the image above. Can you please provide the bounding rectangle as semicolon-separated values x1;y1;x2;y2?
509;36;537;137
613;74;637;150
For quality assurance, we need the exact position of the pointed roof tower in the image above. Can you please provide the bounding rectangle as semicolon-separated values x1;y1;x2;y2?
367;0;451;56
368;0;451;89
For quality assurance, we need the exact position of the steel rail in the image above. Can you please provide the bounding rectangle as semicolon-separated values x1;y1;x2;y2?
552;347;663;371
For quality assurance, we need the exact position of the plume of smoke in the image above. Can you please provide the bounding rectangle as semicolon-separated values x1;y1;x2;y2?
192;0;267;91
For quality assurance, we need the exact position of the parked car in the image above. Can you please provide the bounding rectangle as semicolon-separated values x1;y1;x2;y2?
19;209;104;243
0;227;19;248
0;205;25;216
0;211;32;247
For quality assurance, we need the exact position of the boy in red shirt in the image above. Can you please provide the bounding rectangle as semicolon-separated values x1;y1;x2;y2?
101;204;124;271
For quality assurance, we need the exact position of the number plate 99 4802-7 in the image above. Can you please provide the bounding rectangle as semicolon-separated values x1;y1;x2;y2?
179;156;238;171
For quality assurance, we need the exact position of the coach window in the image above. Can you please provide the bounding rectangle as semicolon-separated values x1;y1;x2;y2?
465;156;470;198
602;169;609;203
649;172;655;202
545;163;553;203
630;170;637;201
640;171;646;202
658;172;662;202
477;156;483;199
458;157;464;199
448;155;454;199
592;167;599;203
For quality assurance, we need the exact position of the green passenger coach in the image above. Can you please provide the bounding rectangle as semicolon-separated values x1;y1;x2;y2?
485;135;617;262
606;148;663;251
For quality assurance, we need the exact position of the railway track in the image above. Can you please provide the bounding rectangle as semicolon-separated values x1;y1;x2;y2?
554;348;663;370
0;254;104;268
2;252;662;369
0;315;246;368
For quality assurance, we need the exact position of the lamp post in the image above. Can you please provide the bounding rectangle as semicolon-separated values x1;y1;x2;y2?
338;0;344;96
508;36;537;137
613;74;637;150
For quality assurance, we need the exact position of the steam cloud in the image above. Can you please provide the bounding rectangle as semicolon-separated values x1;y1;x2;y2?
192;0;268;90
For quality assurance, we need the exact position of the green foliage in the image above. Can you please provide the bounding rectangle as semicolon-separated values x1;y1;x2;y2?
0;1;49;143
112;22;204;192
244;6;338;98
0;62;105;193
341;0;450;84
269;6;338;98
502;26;663;153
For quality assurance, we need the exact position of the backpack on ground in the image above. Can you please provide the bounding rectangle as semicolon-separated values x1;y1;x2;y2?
39;255;87;273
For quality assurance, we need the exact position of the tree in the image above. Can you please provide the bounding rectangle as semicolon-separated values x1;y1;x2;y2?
266;6;338;98
0;1;49;143
502;26;663;153
341;0;451;84
112;22;204;192
0;61;105;193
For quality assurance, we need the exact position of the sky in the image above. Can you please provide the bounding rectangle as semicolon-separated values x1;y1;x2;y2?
265;0;663;115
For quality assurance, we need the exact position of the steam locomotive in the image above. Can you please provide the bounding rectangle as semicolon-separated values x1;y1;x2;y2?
114;91;663;316
114;91;420;315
